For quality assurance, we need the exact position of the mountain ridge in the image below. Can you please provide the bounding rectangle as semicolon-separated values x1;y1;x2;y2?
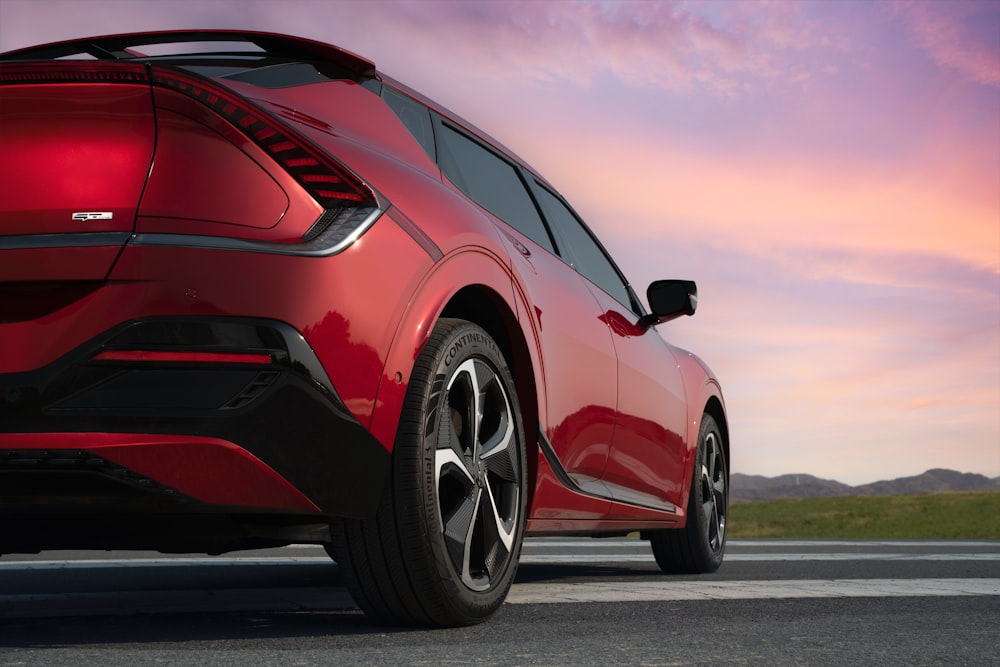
730;468;1000;503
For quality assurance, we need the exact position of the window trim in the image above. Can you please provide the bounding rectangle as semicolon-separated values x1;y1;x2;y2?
526;178;645;316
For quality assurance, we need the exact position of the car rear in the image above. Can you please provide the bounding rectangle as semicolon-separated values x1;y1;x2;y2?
0;32;435;554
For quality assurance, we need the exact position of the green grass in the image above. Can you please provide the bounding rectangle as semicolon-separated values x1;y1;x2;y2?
728;491;1000;539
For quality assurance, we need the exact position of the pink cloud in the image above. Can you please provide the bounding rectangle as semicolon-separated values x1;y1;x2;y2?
892;0;1000;87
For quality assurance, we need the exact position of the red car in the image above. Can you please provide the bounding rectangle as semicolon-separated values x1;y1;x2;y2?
0;31;729;626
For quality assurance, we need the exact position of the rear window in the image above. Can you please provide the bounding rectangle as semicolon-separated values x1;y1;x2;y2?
217;62;334;88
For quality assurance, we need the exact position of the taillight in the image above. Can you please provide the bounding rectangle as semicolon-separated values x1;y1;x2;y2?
92;350;273;365
151;68;370;208
147;67;382;254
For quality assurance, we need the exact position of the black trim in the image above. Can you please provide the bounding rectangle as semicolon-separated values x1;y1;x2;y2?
0;449;197;502
0;232;130;250
0;512;334;554
538;426;677;514
387;206;442;261
537;426;587;495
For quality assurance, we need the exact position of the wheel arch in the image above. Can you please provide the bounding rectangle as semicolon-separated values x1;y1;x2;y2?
703;394;730;482
675;349;729;522
440;285;540;513
369;249;541;511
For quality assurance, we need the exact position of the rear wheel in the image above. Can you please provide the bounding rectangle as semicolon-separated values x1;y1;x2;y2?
331;318;527;626
650;413;727;573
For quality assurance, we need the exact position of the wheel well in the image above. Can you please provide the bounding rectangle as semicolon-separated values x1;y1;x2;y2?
440;286;539;507
704;396;729;476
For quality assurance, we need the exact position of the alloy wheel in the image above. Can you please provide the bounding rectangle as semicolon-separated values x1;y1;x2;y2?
434;357;521;591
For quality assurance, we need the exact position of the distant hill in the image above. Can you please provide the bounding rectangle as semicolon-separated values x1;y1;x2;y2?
730;468;1000;503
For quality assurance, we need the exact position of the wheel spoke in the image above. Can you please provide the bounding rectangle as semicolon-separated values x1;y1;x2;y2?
707;499;722;551
442;487;481;586
435;446;476;486
700;464;715;536
480;414;517;481
483;475;517;552
448;361;478;454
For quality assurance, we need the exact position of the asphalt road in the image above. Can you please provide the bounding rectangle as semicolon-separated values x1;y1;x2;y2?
1;538;997;666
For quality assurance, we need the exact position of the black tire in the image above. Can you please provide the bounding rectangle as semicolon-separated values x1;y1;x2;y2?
650;413;727;573
330;318;527;626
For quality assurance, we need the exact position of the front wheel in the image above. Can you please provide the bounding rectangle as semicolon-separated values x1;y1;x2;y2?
331;318;527;626
650;413;727;573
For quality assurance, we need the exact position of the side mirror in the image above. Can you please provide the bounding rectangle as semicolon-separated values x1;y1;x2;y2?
641;280;697;328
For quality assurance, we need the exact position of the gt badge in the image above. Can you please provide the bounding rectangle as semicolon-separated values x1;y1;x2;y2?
72;212;114;221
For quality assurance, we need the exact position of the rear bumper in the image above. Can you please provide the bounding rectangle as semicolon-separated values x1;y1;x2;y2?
0;316;390;542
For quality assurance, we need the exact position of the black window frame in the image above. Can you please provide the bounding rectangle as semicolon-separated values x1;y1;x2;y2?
526;178;645;315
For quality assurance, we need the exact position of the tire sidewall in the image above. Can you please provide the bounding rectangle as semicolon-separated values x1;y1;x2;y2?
402;320;527;620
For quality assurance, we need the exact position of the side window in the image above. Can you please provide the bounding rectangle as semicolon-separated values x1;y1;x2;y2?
436;123;555;254
382;86;436;161
533;184;635;311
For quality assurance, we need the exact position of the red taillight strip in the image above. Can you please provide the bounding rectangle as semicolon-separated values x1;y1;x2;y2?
0;62;148;85
93;350;272;365
149;66;375;210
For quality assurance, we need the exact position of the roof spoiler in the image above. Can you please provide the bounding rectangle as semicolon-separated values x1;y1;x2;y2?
0;30;377;79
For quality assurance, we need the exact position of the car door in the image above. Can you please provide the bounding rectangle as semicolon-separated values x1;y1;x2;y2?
530;182;690;513
433;121;618;492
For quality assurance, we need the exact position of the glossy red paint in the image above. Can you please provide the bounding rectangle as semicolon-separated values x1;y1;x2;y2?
506;230;620;485
0;247;123;283
2;433;321;511
139;109;291;231
0;70;153;237
596;291;690;511
1;32;727;576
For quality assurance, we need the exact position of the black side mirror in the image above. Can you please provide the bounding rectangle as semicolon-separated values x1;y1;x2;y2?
641;280;697;328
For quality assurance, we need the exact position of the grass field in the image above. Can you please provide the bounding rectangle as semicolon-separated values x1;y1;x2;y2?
728;491;1000;539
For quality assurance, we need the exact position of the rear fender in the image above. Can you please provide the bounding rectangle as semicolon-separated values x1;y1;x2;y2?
368;247;520;452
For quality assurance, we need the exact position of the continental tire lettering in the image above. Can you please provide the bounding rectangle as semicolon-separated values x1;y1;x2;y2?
444;331;492;367
425;374;446;437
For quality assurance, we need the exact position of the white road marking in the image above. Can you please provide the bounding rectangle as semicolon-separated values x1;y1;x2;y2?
2;539;997;612
522;539;1000;549
523;553;1000;562
505;579;1000;604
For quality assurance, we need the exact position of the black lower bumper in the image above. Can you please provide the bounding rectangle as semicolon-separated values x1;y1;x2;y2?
1;317;390;526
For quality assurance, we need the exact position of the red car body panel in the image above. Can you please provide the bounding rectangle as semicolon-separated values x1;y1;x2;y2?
0;31;727;556
4;432;320;511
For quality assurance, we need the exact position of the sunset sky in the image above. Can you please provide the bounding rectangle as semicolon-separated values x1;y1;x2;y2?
1;0;997;485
